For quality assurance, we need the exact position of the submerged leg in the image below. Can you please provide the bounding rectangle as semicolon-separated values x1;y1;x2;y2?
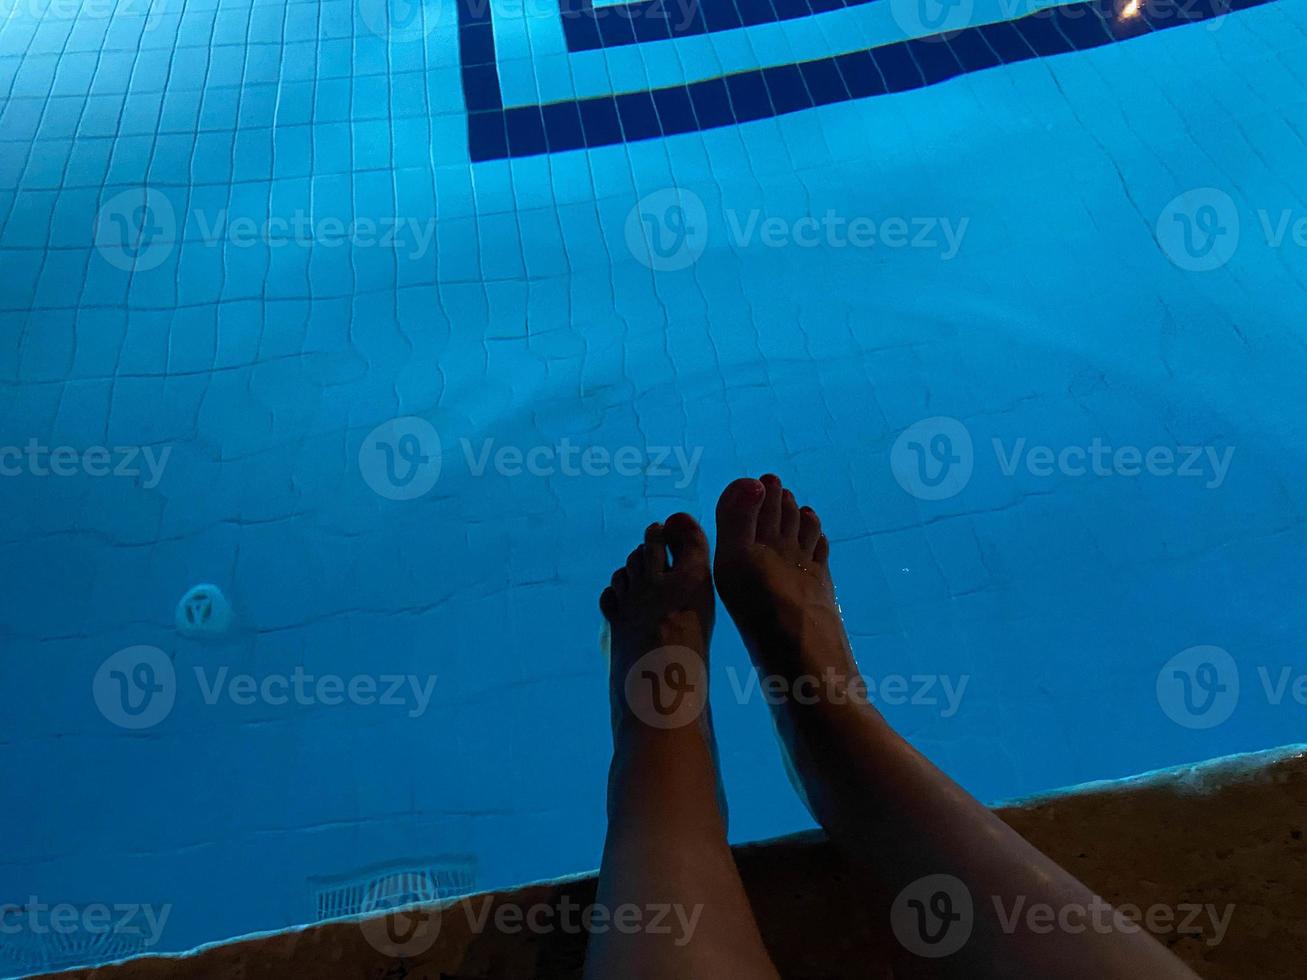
713;474;1201;979
584;513;779;980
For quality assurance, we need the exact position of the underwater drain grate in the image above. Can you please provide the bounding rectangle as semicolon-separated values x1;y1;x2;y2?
311;856;479;921
174;583;233;640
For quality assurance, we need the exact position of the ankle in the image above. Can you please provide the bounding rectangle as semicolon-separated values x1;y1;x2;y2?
610;714;712;760
746;616;861;689
606;723;724;818
765;671;895;767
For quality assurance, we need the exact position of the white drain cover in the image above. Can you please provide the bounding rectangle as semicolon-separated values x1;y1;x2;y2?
175;583;233;639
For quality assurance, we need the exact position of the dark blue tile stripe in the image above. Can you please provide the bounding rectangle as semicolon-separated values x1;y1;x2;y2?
553;0;1262;50
558;0;862;51
462;0;1276;161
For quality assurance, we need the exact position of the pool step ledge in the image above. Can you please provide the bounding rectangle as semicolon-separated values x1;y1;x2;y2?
40;744;1307;980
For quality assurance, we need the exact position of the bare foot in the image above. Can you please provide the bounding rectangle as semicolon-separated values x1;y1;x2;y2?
598;512;733;825
713;475;857;687
600;513;715;734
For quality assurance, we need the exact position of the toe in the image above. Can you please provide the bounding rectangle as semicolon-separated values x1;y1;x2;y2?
813;534;830;564
625;545;647;580
779;489;800;540
798;505;822;553
757;474;784;541
715;477;766;548
643;522;667;574
599;586;620;621
663;512;709;569
611;567;630;594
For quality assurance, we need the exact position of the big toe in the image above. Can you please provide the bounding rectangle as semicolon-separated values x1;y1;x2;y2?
664;512;709;569
715;478;766;550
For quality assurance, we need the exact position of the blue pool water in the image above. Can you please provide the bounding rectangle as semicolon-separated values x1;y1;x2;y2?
3;0;1307;969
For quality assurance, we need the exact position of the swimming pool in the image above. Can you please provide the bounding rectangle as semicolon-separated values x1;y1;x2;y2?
3;0;1306;969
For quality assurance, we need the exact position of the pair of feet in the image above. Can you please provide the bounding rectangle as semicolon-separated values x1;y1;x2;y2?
590;474;848;979
600;474;856;748
589;476;1203;980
